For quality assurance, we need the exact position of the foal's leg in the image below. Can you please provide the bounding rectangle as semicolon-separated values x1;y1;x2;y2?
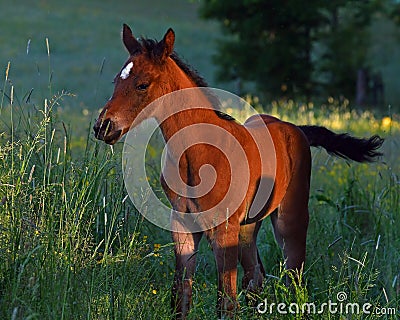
205;216;240;318
268;122;311;279
270;194;309;279
171;231;203;319
238;221;265;293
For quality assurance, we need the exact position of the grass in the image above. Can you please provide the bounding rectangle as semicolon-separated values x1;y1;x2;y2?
0;89;166;319
0;0;221;107
0;0;224;144
0;1;399;318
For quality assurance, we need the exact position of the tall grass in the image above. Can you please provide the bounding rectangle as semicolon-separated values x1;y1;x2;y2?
0;63;173;319
0;64;399;319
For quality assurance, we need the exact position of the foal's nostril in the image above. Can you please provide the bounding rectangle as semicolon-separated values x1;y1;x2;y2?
93;118;112;140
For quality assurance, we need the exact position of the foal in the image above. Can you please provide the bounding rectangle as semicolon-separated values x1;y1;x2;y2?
93;24;383;318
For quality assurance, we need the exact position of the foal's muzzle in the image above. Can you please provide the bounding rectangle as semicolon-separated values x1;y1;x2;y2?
93;118;122;145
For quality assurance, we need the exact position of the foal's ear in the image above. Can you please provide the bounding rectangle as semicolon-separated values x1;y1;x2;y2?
122;24;142;55
156;28;175;61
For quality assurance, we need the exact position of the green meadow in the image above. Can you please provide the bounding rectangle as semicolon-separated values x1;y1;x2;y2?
1;0;222;145
0;0;399;319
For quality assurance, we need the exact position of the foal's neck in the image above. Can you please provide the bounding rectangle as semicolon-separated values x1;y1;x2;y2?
155;59;230;144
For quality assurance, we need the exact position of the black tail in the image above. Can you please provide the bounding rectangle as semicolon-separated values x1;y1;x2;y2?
299;125;384;162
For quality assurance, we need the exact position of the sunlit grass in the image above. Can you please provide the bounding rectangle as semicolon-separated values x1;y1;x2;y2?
228;94;400;136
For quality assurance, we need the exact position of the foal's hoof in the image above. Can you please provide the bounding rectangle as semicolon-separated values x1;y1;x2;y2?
217;297;239;319
244;289;259;307
242;276;264;307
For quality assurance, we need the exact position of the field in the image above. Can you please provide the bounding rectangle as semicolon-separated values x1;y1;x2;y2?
1;1;399;319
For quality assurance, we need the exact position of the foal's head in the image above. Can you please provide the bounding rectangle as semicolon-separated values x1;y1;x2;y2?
94;24;194;144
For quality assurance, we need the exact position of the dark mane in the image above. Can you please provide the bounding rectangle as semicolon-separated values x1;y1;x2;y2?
139;37;235;121
171;53;209;88
139;37;208;87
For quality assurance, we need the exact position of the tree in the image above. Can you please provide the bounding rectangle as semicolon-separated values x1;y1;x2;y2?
316;0;383;100
200;0;384;101
201;0;323;99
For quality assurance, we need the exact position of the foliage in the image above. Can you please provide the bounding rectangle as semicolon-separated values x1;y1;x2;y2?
316;0;384;98
200;0;322;98
200;0;392;101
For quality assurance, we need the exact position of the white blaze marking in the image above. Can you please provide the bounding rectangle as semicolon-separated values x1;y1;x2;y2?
120;62;133;80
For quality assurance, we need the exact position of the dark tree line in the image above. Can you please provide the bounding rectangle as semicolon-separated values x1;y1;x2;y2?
200;0;397;103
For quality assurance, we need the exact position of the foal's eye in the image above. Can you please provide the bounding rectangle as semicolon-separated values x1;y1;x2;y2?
136;83;149;91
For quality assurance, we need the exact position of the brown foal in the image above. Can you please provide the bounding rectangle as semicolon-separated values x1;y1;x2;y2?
93;24;383;318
